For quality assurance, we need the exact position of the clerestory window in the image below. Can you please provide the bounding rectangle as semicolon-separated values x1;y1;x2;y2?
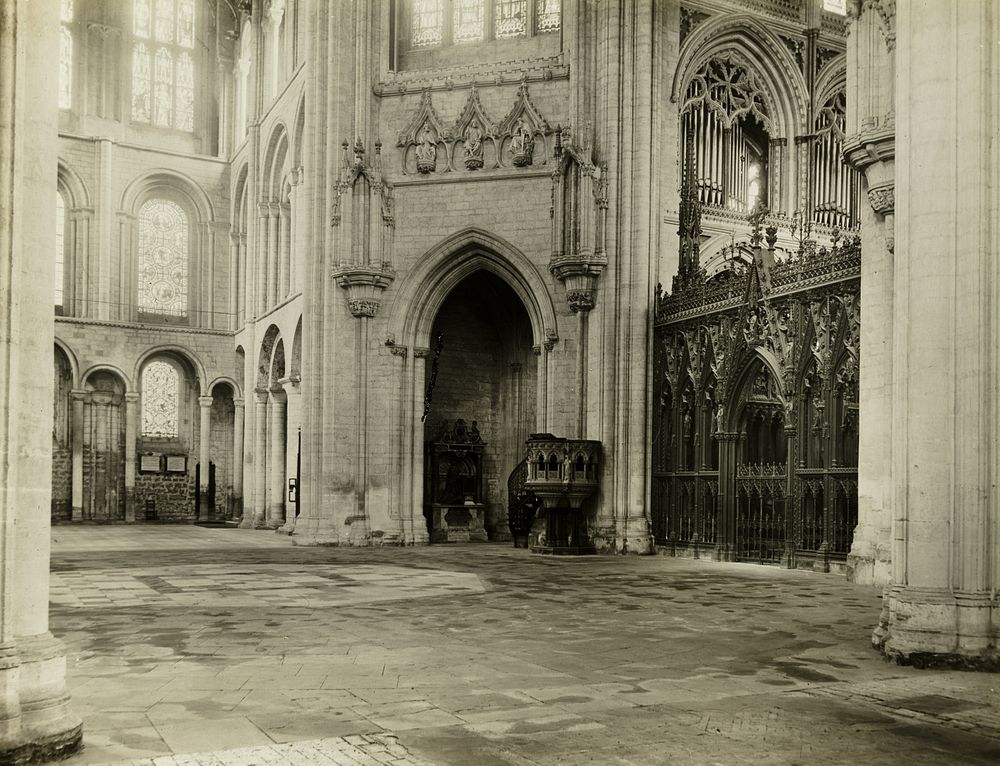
132;0;197;131
137;198;189;319
407;0;560;49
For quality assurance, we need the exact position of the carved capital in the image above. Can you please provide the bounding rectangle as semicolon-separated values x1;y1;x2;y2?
333;263;395;319
389;345;409;358
413;347;432;359
348;299;380;318
867;183;894;216
566;290;595;313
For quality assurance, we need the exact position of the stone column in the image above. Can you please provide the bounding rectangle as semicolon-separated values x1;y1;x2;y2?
232;397;244;521
268;202;280;308
256;201;269;315
251;389;268;528
873;0;999;665
197;395;213;521
123;392;139;523
267;388;287;529
0;0;82;758
411;349;431;545
278;201;290;299
69;390;86;522
843;0;895;588
278;377;300;533
262;1;285;103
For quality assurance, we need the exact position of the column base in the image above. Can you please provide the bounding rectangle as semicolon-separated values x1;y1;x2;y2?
0;721;82;766
291;515;346;546
591;524;654;554
874;586;999;669
2;633;83;764
846;520;892;587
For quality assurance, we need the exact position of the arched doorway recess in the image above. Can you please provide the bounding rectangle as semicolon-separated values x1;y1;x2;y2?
422;270;537;541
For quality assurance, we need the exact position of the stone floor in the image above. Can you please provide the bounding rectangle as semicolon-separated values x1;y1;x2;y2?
50;526;1000;765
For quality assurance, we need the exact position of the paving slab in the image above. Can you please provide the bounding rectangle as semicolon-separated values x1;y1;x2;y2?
51;526;1000;765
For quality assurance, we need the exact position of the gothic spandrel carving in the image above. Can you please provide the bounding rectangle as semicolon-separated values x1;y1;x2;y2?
680;7;711;43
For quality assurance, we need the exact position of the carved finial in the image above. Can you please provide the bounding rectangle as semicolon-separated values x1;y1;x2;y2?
765;225;778;251
748;201;768;248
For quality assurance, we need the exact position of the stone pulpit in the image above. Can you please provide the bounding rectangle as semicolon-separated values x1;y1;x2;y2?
524;434;601;554
425;419;488;543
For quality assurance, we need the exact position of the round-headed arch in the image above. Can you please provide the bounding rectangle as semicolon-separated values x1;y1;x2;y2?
54;337;81;388
387;227;558;350
208;376;243;399
120;168;216;223
81;364;133;392
57;160;91;210
133;344;208;393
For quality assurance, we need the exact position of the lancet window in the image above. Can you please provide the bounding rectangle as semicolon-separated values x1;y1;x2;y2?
132;0;196;131
407;0;560;48
681;55;772;212
137;198;189;318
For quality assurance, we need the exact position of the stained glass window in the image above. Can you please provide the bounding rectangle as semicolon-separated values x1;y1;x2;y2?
411;0;443;47
135;0;151;36
177;0;195;47
453;0;484;43
59;1;73;109
536;0;560;33
495;0;526;38
55;192;65;309
154;48;174;127
175;52;194;131
137;198;188;317
142;361;180;437
132;44;152;122
155;0;175;43
132;0;196;131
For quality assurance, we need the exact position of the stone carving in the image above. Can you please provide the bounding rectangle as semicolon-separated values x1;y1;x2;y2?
414;124;438;173
867;183;894;215
510;119;535;166
566;290;594;313
682;52;775;135
396;90;449;175
463;121;485;170
452;88;499;171
498;81;552;167
347;299;380;318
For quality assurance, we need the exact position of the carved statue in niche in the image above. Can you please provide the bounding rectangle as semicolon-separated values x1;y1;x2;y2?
510;118;535;166
464;121;484;170
415;123;437;174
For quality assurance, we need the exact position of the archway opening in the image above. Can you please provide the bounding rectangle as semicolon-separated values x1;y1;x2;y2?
423;270;537;541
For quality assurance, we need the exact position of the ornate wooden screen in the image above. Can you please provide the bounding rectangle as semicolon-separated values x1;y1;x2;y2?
652;209;860;570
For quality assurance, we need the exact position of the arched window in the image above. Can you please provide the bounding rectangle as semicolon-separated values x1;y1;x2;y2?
55;192;66;312
59;0;74;109
132;0;196;131
137;198;189;318
408;0;560;49
142;360;180;437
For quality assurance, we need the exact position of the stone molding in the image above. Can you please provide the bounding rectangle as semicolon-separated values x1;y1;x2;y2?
375;55;568;97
